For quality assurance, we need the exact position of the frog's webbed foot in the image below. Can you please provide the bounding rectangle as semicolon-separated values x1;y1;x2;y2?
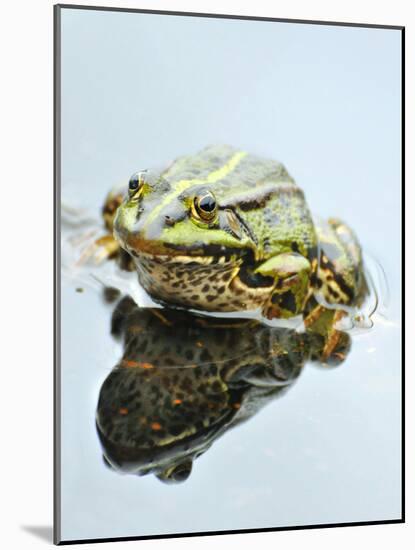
256;253;311;320
77;188;135;270
304;304;351;366
102;189;124;233
73;232;120;269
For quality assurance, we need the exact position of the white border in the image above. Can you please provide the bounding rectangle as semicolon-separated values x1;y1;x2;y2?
1;1;410;549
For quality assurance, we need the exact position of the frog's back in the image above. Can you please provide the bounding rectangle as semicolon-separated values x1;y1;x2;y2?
162;144;295;199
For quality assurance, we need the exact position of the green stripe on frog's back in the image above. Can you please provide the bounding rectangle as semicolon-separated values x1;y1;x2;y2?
161;144;239;182
209;165;295;203
144;147;247;229
160;145;293;199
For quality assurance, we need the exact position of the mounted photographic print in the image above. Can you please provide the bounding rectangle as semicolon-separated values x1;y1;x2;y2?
54;4;404;545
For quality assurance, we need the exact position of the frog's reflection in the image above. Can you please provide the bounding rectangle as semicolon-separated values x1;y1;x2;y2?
96;296;350;484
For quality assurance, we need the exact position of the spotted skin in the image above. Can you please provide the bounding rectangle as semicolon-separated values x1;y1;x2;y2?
132;253;269;312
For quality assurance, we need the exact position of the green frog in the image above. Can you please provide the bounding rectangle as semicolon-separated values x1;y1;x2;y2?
98;145;366;359
96;295;350;483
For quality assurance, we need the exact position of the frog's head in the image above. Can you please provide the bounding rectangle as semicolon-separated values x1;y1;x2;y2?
114;169;256;258
113;170;259;309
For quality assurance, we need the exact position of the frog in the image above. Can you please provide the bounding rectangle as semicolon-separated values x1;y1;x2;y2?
96;145;366;359
96;295;350;483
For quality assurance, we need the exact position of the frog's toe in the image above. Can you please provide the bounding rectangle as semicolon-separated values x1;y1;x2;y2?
323;330;351;366
310;329;351;367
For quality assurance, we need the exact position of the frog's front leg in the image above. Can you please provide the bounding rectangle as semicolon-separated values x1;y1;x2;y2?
256;253;311;320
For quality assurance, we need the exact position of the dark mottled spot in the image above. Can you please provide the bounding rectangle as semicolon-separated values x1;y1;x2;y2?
185;349;194;361
202;284;210;292
333;274;355;301
310;274;323;289
327;287;339;299
103;286;121;303
291;242;300;253
238;196;268;211
272;290;297;313
238;265;273;289
200;349;212;362
190;294;199;301
217;286;226;294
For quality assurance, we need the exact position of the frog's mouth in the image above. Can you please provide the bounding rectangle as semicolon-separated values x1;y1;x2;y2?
125;243;252;267
117;221;257;266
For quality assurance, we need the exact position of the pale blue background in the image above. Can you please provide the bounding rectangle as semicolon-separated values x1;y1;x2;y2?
60;7;402;542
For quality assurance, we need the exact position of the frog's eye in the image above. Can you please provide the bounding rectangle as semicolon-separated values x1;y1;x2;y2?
193;190;218;223
128;171;147;197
